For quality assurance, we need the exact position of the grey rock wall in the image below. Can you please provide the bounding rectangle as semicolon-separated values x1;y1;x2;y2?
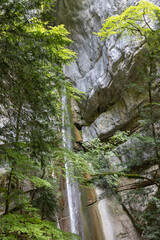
82;89;145;141
57;0;160;139
57;0;160;239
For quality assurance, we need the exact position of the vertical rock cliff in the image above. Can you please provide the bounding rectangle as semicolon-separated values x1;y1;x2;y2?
57;0;160;239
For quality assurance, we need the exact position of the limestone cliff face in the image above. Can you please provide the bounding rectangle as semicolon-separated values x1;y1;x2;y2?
57;0;136;125
57;0;160;239
57;0;159;140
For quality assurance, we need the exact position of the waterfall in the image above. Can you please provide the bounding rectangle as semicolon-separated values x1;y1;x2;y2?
61;90;140;240
62;90;84;239
61;90;115;240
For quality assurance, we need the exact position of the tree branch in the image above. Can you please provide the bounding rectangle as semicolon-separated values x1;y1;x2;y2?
143;9;155;32
88;172;159;188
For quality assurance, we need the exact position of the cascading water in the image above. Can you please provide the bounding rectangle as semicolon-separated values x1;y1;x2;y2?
61;90;116;240
61;91;139;240
62;90;84;239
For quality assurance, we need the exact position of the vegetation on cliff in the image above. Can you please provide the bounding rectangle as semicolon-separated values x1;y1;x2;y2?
92;1;160;239
1;0;160;239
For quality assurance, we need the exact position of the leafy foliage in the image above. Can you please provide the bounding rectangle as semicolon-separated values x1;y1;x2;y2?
32;185;59;220
95;2;160;238
80;131;129;188
96;0;160;45
0;212;80;240
141;196;160;240
0;1;86;239
52;146;92;184
96;0;160;169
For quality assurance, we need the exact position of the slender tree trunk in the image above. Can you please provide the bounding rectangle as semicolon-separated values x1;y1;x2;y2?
15;101;23;144
4;170;13;214
5;101;23;214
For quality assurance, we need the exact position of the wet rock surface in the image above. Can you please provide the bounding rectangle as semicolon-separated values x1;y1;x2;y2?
57;0;160;239
81;187;140;240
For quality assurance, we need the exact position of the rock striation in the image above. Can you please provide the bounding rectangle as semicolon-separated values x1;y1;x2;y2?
57;0;160;138
57;0;160;239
